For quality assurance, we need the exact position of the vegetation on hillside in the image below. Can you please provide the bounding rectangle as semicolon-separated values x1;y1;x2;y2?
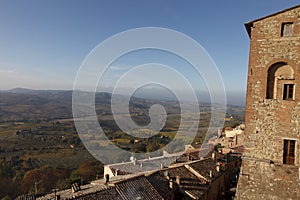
0;90;245;198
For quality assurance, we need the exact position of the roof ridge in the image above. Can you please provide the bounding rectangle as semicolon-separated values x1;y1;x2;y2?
114;173;145;184
245;4;300;37
246;4;300;25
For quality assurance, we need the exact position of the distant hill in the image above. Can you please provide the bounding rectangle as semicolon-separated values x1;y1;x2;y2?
0;88;245;123
0;89;73;122
123;87;246;106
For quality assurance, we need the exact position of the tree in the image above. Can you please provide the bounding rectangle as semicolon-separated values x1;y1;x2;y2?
70;160;103;184
21;166;69;194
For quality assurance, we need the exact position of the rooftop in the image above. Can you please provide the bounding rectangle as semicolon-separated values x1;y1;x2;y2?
106;152;182;175
37;183;109;200
37;147;241;200
187;159;223;182
245;4;300;37
115;175;164;200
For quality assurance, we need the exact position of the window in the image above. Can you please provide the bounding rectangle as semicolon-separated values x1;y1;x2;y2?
281;22;293;37
266;62;294;99
283;139;295;165
283;84;294;100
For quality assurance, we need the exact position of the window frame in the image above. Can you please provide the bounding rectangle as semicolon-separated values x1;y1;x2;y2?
282;83;295;100
283;139;296;165
281;22;293;37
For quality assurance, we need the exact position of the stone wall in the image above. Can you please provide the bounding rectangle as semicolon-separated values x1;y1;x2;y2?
236;159;300;200
237;5;300;199
244;6;300;164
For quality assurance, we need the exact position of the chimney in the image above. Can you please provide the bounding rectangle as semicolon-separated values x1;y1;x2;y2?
140;162;143;167
169;178;174;189
169;178;176;200
105;174;109;184
176;176;181;185
211;152;215;160
209;170;213;178
216;163;220;172
115;169;118;176
164;171;169;177
133;160;136;166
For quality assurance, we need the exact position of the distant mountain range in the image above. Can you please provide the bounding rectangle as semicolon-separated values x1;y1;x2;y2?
0;88;245;122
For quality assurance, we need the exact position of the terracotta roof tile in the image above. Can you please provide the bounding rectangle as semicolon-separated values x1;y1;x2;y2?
63;187;123;200
115;175;164;200
147;166;209;199
177;148;224;163
146;171;173;199
187;159;223;182
94;187;123;200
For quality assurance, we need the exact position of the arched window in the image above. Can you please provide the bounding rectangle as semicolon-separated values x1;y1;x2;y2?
266;62;294;100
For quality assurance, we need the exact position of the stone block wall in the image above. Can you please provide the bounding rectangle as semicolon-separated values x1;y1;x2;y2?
237;5;300;199
237;159;300;200
244;6;300;164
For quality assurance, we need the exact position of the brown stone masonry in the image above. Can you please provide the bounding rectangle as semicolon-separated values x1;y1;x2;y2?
236;5;300;200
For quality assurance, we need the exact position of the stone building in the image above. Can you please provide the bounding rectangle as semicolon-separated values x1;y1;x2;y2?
214;125;245;154
37;148;241;200
236;5;300;199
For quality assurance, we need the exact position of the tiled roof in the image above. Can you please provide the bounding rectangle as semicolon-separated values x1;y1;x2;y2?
62;187;123;200
167;166;208;199
37;184;109;200
38;148;233;200
187;159;223;182
146;171;173;199
108;155;179;175
147;165;209;200
115;175;164;200
92;187;123;200
176;148;224;163
191;143;214;149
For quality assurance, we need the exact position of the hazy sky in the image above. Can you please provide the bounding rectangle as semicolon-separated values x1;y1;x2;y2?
0;0;299;95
